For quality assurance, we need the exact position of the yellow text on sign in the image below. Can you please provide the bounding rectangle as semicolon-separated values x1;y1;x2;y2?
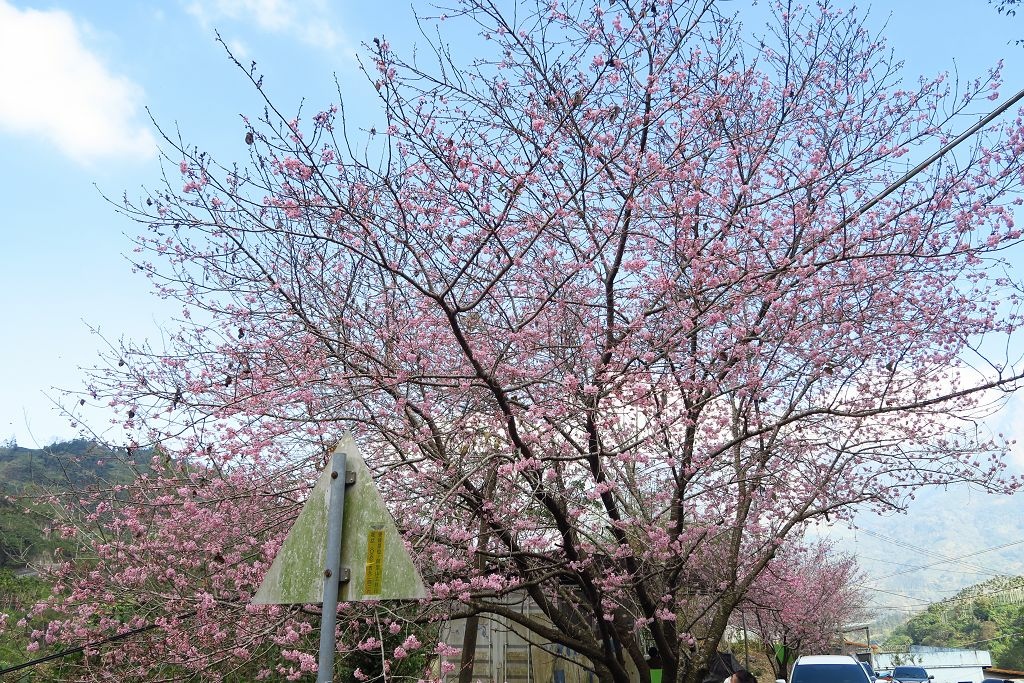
363;528;385;595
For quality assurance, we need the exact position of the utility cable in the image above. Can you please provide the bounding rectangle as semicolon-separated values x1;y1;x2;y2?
854;526;1022;580
837;85;1024;230
851;528;995;581
868;539;1024;583
0;611;196;677
854;526;1005;576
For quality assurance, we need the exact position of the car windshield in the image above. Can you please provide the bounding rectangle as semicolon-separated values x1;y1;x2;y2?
893;667;928;678
792;664;867;683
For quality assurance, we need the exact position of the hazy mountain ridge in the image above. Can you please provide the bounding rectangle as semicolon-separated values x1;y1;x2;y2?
846;484;1024;623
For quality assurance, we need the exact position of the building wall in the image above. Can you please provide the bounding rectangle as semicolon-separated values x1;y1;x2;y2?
439;616;600;682
874;647;992;683
436;593;641;682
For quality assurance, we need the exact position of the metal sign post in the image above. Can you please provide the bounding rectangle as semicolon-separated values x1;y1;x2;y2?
317;447;348;683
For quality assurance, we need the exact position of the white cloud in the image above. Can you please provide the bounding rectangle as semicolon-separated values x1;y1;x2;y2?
0;1;156;164
226;37;250;60
185;0;351;54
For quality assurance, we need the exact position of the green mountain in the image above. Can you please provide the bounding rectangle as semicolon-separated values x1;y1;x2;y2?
0;439;148;569
889;576;1024;668
0;439;145;492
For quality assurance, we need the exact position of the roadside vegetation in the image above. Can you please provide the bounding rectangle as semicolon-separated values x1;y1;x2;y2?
0;439;138;677
885;576;1024;670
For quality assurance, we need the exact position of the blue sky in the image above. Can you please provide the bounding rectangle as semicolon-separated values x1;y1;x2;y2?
0;0;378;446
2;0;1024;612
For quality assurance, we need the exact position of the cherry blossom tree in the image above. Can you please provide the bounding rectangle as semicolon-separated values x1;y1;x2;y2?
742;540;865;681
33;0;1024;681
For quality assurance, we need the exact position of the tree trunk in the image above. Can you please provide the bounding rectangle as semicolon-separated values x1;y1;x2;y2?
457;614;481;683
458;472;496;683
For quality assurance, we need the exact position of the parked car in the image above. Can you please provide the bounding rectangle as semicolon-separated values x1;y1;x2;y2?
790;655;872;683
876;671;893;682
891;665;933;683
859;660;877;680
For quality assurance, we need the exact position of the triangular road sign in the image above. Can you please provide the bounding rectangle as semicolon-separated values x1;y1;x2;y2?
252;433;426;604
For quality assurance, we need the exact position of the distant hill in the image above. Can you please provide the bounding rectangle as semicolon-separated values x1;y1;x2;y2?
872;485;1024;597
816;482;1024;634
0;438;146;493
0;439;149;569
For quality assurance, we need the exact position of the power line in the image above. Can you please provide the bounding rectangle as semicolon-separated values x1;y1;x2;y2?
957;630;1024;648
868;539;1024;583
0;611;196;677
856;555;1009;579
853;526;1024;581
855;526;1006;576
853;527;973;566
840;84;1024;230
858;586;934;606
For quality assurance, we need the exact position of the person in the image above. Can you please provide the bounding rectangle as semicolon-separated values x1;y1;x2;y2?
702;651;742;683
646;646;664;683
551;643;566;683
725;670;758;683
